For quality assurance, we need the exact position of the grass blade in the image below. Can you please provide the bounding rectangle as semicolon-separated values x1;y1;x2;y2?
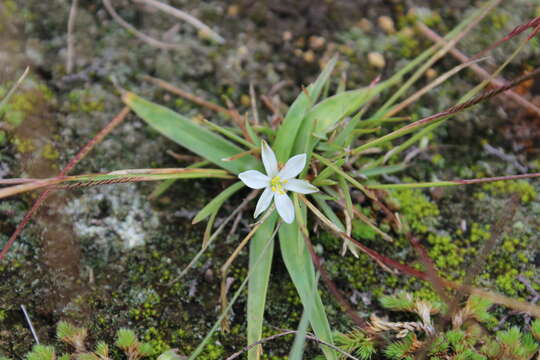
313;153;375;200
192;181;244;224
366;172;540;190
273;56;337;161
247;213;278;360
123;92;261;174
187;228;277;360
279;212;337;360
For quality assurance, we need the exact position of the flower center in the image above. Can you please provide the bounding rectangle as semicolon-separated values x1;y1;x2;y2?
270;176;287;195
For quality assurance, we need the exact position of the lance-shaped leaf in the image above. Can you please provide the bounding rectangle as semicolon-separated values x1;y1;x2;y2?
247;213;278;360
192;181;245;224
273;56;337;162
123;92;261;175
279;212;337;360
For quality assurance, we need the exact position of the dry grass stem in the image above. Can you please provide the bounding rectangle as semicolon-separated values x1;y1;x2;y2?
102;0;182;50
66;0;78;73
418;22;540;117
133;0;224;44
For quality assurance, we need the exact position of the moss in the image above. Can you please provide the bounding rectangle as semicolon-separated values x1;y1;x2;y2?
65;90;105;113
396;28;421;58
41;143;60;160
390;188;440;234
427;233;465;273
143;327;169;355
12;136;36;153
479;180;537;203
3;0;18;16
352;219;377;241
489;11;510;30
495;269;524;297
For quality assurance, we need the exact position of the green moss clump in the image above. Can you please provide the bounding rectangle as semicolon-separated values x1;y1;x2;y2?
12;136;36;153
480;180;536;203
390;188;440;234
427;233;464;272
65;89;105;113
41;143;60;160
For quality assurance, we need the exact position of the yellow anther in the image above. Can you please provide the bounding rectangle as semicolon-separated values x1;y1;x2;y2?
270;176;286;195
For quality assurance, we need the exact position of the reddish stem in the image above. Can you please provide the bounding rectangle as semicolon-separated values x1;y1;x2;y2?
0;107;130;261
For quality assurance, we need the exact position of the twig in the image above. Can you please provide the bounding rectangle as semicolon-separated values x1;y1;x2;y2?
353;66;540;157
143;75;231;115
0;67;30;111
102;0;182;50
418;23;540;117
20;305;39;344
66;0;79;74
386;58;488;118
133;0;224;44
249;82;259;126
473;16;540;59
406;234;452;306
0;107;130;261
224;329;360;360
166;150;202;163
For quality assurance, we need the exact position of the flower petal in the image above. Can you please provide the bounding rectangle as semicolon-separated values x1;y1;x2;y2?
274;193;295;224
238;170;270;189
261;140;278;177
277;153;307;180
284;179;319;194
254;187;273;218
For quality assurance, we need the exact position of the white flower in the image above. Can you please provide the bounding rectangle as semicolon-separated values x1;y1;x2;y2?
238;141;318;224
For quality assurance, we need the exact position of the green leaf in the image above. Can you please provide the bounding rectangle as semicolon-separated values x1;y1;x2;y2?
26;345;55;360
157;349;184;360
312;193;345;232
187;226;277;360
313;153;374;200
193;181;244;224
379;292;415;311
531;319;540;341
94;342;109;358
56;321;78;341
273;57;337;162
139;343;155;356
294;85;388;157
288;308;312;360
279;216;337;360
115;329;137;349
149;160;210;200
247;213;278;360
312;159;345;186
123;92;261;174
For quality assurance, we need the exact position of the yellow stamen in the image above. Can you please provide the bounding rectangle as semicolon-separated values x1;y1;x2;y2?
270;176;286;195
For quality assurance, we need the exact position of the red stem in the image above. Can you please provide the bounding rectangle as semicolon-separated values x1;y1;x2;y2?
0;107;130;261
